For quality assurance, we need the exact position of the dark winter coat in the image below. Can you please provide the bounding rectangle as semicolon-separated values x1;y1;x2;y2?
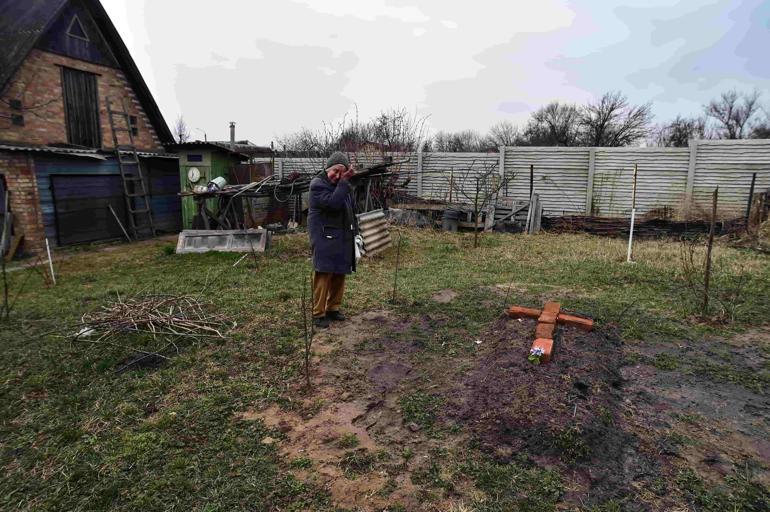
308;174;357;274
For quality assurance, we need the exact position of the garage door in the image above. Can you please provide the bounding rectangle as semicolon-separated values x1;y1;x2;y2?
146;161;182;233
51;174;128;245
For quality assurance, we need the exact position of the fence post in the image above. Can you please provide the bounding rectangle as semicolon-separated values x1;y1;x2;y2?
417;147;424;197
684;138;699;216
586;148;596;215
497;146;506;205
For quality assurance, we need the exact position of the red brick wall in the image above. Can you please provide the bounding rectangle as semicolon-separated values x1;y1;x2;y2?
0;49;164;152
0;152;45;256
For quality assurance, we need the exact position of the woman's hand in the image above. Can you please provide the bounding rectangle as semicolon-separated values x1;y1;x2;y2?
341;167;356;180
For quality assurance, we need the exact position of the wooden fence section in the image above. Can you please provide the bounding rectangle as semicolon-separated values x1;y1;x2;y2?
271;139;770;219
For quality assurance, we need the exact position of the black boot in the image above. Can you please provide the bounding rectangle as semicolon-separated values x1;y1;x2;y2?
326;311;346;322
313;316;330;328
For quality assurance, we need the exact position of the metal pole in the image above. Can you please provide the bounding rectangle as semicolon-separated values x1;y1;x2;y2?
745;172;757;233
626;163;638;263
45;238;56;285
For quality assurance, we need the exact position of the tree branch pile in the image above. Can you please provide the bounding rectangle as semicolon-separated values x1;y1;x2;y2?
69;293;231;371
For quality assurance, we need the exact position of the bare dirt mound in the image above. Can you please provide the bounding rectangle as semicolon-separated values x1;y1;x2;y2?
446;316;660;506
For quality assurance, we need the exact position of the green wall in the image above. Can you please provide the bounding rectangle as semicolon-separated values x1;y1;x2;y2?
178;150;237;228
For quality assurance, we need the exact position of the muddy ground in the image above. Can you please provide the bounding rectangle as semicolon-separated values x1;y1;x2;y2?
238;290;769;511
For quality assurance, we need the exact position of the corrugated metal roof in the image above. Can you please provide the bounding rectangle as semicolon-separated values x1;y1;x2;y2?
0;142;178;159
170;140;273;157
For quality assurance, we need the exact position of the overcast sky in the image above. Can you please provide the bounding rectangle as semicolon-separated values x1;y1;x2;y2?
100;0;770;144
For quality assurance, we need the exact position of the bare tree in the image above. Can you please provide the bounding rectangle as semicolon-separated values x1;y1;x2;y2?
452;160;509;248
486;120;520;148
173;115;191;143
368;107;429;152
704;89;761;139
652;115;707;147
431;130;488;152
580;91;653;147
276;106;429;157
276;127;326;154
751;105;770;139
521;102;581;146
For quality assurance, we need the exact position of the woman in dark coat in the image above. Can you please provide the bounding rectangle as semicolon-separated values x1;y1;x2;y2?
307;152;356;328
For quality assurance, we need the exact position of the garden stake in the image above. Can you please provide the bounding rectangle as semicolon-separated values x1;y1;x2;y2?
1;255;8;321
302;269;313;389
392;232;403;303
702;187;718;316
626;163;638;263
45;238;56;285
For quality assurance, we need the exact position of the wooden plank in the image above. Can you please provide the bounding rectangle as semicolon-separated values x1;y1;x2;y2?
5;234;23;262
391;203;448;211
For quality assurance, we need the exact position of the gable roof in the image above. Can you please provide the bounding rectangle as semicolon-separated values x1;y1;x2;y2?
0;0;174;144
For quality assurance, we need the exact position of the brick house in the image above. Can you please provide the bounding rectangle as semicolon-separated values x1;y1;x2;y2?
0;0;180;256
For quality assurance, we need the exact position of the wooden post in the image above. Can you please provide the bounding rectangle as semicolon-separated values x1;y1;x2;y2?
529;164;534;199
626;163;638;263
586;148;596;215
449;169;453;203
702;187;718;316
108;203;131;242
45;238;56;285
392;233;403;303
745;172;757;233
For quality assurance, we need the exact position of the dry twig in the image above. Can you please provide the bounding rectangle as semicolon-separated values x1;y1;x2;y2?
63;293;230;372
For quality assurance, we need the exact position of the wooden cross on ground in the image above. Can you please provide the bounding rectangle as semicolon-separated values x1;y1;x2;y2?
505;302;594;363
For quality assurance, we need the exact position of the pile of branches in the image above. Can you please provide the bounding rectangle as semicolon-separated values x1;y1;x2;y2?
71;293;231;373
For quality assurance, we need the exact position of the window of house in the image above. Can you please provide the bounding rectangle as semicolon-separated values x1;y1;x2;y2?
187;154;203;162
61;67;101;148
66;15;89;42
129;115;138;136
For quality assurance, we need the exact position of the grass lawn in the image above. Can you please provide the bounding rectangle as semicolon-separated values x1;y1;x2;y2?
1;228;768;511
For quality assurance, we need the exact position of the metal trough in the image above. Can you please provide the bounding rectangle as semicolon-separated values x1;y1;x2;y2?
175;229;272;254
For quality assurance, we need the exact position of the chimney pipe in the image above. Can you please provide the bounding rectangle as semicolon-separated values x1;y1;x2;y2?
229;122;236;151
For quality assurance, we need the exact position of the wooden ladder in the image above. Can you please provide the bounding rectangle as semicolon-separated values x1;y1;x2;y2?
106;97;155;240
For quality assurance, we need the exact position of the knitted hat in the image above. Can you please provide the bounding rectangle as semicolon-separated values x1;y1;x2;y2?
325;151;350;170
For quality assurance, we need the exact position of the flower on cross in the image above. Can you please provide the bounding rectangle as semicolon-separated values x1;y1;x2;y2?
528;347;545;365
